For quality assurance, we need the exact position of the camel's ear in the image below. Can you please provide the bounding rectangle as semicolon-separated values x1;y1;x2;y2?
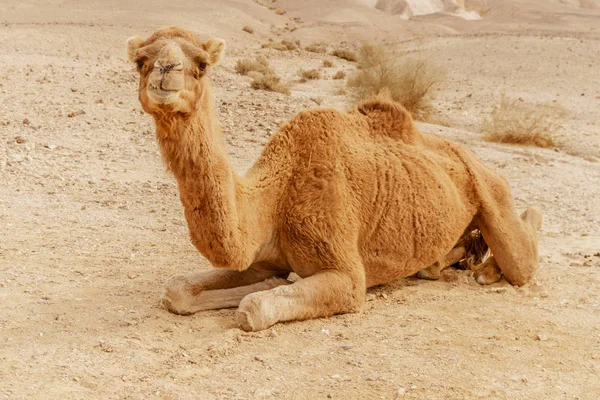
127;36;145;62
203;38;226;66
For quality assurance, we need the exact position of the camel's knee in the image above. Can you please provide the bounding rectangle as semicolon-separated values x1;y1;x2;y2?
503;260;538;286
161;275;199;315
521;207;543;232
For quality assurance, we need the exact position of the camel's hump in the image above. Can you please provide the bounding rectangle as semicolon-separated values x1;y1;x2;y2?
355;99;422;145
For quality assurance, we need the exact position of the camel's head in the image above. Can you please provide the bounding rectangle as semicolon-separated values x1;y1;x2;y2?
127;26;225;116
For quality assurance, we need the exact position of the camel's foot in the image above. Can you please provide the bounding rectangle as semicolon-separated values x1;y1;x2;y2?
473;257;503;285
161;275;197;315
236;290;280;332
416;268;440;280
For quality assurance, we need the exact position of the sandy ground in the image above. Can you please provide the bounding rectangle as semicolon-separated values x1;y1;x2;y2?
1;1;600;399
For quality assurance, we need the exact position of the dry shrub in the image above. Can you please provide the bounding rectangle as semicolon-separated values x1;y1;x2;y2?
333;71;347;80
242;25;254;34
482;96;564;148
347;43;445;118
331;48;358;62
299;69;321;80
464;0;491;16
235;56;272;76
250;72;290;95
236;56;290;95
305;42;328;54
262;40;298;51
323;59;334;68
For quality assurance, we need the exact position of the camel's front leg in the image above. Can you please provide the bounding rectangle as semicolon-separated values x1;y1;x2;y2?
235;270;365;332
162;267;290;315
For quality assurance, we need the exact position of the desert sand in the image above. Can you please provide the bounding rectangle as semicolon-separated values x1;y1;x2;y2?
1;0;599;399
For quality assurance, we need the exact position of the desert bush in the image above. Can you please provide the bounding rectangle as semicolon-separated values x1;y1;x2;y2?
235;56;272;76
305;42;328;54
262;40;298;51
331;48;358;62
464;0;491;16
482;96;564;148
333;71;347;80
250;72;291;95
242;25;254;34
322;59;334;68
299;69;321;80
346;43;445;118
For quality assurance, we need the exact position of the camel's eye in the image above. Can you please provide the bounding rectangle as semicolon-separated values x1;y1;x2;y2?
136;59;145;71
198;62;207;71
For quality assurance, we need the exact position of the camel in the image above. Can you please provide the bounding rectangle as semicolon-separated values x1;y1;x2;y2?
127;26;543;332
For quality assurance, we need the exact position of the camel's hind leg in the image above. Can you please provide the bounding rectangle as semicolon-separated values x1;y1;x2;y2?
473;208;542;285
476;199;542;286
161;267;290;315
416;246;466;280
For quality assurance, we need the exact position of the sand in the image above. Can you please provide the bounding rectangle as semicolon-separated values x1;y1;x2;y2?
1;0;599;398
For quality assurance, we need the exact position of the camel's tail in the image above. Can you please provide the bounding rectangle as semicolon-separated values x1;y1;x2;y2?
457;229;490;270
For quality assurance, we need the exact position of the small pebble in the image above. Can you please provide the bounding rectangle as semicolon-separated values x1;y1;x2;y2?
534;334;548;341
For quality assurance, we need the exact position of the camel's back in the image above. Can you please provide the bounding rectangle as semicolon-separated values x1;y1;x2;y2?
269;99;487;282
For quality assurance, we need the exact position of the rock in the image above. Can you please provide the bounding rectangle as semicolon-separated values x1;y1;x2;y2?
23;118;30;125
15;136;26;144
67;110;86;118
534;334;548;341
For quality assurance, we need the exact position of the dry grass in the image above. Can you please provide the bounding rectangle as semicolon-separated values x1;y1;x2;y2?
242;25;254;34
235;56;272;76
464;0;491;16
305;42;328;54
235;56;290;95
323;59;334;68
262;40;299;51
482;96;565;148
346;43;445;118
299;69;321;80
250;72;291;95
333;71;347;80
331;48;358;62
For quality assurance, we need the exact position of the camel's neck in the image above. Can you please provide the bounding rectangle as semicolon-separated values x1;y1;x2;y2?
154;82;253;270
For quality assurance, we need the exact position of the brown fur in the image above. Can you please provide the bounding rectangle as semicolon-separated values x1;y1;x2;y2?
128;27;543;331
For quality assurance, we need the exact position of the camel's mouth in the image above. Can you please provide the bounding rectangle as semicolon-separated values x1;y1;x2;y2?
146;84;180;104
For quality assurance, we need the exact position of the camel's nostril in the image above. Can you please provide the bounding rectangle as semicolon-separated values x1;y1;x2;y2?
155;61;183;75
